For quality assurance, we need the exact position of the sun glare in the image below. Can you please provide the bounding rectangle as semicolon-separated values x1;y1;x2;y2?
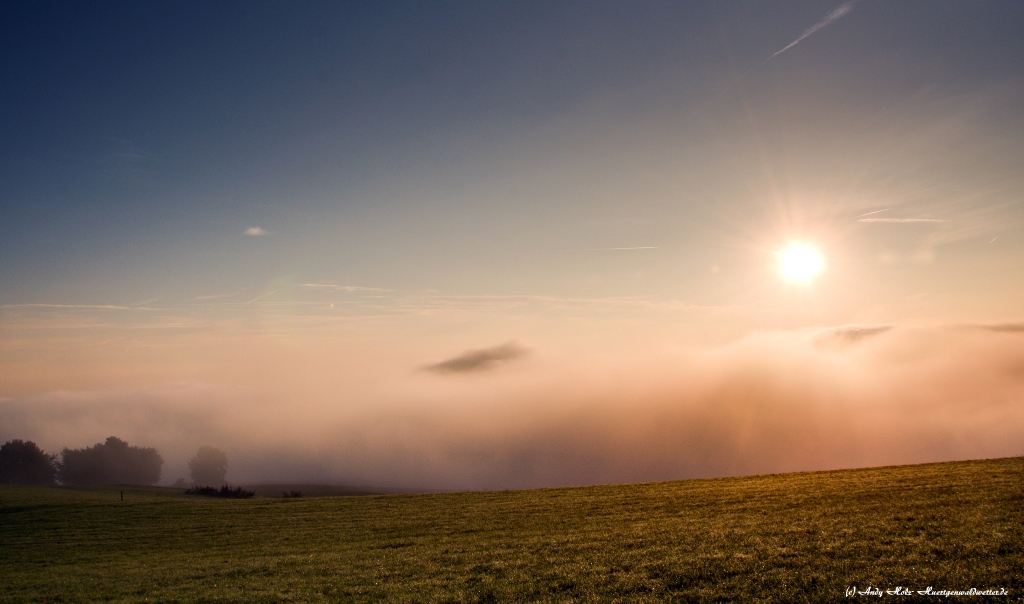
777;242;825;284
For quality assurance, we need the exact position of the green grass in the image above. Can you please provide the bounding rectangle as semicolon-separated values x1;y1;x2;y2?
2;458;1022;603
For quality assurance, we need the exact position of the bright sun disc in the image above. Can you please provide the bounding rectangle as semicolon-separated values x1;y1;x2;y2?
777;242;824;284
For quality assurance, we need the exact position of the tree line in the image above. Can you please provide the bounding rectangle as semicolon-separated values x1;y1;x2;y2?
0;437;229;487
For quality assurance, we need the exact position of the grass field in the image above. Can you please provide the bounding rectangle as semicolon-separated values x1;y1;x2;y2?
2;457;1022;603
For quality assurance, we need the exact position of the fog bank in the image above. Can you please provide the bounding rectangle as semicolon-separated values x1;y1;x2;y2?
2;324;1022;491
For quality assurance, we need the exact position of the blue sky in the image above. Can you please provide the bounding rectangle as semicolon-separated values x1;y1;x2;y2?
3;1;1021;306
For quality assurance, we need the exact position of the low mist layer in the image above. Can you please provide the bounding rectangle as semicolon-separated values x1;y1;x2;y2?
2;323;1022;491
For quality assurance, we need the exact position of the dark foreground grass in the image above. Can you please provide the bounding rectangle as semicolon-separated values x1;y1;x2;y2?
2;458;1022;603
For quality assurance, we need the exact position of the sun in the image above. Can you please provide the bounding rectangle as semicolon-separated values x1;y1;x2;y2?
776;242;825;284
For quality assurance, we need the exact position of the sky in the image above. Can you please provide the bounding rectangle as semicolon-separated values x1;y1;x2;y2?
2;1;1023;490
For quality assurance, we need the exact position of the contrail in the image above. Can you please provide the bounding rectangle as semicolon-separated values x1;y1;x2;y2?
246;290;278;304
192;291;243;301
771;1;856;59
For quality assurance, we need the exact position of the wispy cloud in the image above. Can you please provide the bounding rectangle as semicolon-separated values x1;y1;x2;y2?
813;324;893;349
298;284;393;292
424;341;529;374
245;227;267;236
858;218;950;223
0;303;153;311
978;323;1024;333
771;1;856;59
556;246;657;252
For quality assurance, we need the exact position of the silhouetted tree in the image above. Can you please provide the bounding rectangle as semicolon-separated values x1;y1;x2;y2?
58;436;163;485
0;440;58;484
188;446;228;486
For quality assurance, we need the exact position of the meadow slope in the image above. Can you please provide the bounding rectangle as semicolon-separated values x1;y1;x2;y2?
1;457;1022;603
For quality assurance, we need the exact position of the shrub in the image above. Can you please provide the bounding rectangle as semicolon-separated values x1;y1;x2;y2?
185;485;255;499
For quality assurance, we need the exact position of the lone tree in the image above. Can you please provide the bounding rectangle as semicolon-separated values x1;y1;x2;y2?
0;440;57;484
58;436;163;485
188;446;228;486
